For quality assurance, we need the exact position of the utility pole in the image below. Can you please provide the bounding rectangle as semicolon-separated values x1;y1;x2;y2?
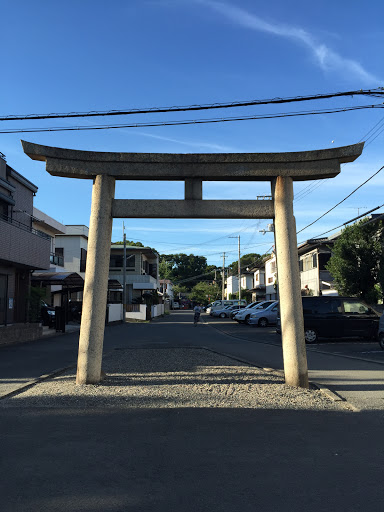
238;236;241;302
123;222;127;322
221;252;226;300
229;236;241;301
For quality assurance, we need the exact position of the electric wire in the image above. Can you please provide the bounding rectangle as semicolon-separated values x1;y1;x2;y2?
296;164;384;235
1;88;383;122
1;104;383;134
299;203;384;242
294;113;384;203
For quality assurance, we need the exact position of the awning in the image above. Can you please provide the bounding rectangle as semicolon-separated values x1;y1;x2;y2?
32;273;124;291
133;282;157;290
31;272;84;286
108;279;123;290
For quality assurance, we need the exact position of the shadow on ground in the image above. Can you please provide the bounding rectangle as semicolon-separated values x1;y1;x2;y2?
0;406;382;512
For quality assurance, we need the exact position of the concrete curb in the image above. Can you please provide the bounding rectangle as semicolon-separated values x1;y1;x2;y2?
0;349;117;401
0;365;76;400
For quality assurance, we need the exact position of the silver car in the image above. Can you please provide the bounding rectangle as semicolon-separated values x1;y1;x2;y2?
212;305;241;318
233;300;276;325
248;301;279;327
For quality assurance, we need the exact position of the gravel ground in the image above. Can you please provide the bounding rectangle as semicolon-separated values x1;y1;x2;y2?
1;347;345;410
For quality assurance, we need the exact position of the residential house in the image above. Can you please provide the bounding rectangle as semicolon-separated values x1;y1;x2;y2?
264;254;278;300
249;266;266;302
0;152;50;341
32;207;66;271
31;214;86;308
226;272;253;300
298;237;337;296
226;275;239;299
55;225;89;280
159;279;174;305
109;245;159;305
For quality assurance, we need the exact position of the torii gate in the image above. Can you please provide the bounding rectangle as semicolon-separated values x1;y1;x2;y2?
22;140;364;388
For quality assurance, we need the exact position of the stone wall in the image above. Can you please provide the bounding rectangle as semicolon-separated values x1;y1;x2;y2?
0;323;43;345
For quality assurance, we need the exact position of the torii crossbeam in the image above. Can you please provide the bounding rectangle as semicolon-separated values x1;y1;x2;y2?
22;140;364;388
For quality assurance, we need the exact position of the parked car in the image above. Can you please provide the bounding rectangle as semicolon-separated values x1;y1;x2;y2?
40;301;55;327
173;302;180;310
229;304;248;319
212;305;246;318
248;301;279;327
233;300;276;324
378;313;384;350
209;299;247;315
276;296;380;343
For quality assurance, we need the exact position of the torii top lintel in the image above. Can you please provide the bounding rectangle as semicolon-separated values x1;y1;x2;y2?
21;140;364;182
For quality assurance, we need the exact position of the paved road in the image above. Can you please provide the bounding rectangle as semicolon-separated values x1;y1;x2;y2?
1;310;384;411
1;311;384;512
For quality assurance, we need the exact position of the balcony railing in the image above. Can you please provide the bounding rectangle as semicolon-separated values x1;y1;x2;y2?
0;213;51;241
50;253;64;267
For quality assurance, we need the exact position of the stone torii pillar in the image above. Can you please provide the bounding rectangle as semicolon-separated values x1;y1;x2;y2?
22;140;364;388
273;177;308;387
77;175;115;384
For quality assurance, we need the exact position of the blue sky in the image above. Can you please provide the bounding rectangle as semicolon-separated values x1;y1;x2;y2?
1;0;383;267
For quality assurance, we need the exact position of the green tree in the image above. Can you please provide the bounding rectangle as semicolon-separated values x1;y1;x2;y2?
172;284;188;299
190;281;221;305
113;240;145;247
28;286;46;322
159;253;214;290
228;253;264;275
229;288;253;303
326;219;383;303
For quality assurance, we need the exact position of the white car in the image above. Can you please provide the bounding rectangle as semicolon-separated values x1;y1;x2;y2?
233;300;276;325
173;302;180;309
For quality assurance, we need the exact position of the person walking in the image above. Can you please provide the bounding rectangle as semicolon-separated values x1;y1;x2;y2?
193;304;202;326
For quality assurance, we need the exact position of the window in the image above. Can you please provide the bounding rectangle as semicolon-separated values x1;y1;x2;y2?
80;248;87;273
318;253;331;271
55;247;64;266
301;253;318;272
110;254;135;268
315;299;342;314
303;298;342;315
127;255;135;268
255;274;259;283
0;199;8;219
343;300;369;314
268;277;273;284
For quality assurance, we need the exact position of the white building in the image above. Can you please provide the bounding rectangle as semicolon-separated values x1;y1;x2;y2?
109;245;159;304
55;225;89;279
264;254;278;300
159;279;174;304
226;273;253;299
298;238;337;296
250;267;266;302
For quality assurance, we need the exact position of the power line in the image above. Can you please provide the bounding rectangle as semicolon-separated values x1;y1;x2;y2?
301;203;384;241
296;164;384;235
1;88;383;122
294;112;384;204
1;104;383;134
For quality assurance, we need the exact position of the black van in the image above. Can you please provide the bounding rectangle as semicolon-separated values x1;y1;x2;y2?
277;296;380;343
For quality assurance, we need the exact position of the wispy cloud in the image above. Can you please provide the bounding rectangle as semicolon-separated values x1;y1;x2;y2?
199;1;379;84
135;131;236;151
